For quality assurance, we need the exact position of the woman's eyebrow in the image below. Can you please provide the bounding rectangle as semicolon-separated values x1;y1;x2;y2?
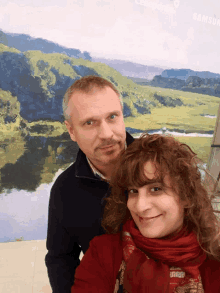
144;180;162;186
127;179;163;188
142;176;163;184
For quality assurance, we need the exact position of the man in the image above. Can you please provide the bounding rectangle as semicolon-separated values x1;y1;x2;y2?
45;75;134;293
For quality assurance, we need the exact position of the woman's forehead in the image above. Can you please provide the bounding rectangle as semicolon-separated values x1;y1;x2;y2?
123;160;162;188
143;161;157;179
138;161;171;185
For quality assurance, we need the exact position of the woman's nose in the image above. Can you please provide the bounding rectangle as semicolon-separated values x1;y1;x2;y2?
134;189;153;213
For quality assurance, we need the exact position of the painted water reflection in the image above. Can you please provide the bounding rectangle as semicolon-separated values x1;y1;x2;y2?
0;173;63;242
0;135;78;192
0;132;219;243
0;134;78;242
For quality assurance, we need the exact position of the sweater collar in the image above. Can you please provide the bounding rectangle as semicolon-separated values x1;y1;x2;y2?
86;141;127;181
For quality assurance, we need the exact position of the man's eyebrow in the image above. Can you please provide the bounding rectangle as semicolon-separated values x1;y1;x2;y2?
80;111;121;125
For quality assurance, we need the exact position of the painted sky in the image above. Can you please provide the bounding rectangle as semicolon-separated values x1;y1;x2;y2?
0;0;219;73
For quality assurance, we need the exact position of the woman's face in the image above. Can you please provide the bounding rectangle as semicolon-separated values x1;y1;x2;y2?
127;161;186;238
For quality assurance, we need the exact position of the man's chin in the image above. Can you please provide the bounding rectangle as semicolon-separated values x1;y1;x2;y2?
99;150;120;165
102;150;118;160
97;142;124;161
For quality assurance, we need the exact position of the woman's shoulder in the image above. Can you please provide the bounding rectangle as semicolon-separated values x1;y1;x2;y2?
200;253;220;275
89;232;122;257
200;255;220;291
205;255;220;265
91;232;122;247
89;232;123;274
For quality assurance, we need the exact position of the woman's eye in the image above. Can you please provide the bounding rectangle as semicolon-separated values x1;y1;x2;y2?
151;187;162;192
128;189;138;194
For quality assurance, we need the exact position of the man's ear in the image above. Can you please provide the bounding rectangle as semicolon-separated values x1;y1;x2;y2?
65;120;76;142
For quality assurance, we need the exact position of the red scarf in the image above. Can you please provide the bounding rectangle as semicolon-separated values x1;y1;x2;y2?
122;219;207;293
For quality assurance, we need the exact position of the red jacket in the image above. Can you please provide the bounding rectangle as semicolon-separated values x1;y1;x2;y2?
72;233;220;293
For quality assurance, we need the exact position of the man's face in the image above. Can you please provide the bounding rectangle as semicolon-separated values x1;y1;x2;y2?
65;86;126;168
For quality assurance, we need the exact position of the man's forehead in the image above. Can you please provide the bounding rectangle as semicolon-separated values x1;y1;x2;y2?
70;86;109;99
69;87;121;108
67;88;122;122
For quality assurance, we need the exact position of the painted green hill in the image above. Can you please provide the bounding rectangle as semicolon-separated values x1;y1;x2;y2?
0;43;20;54
0;88;20;124
0;88;28;140
0;45;219;135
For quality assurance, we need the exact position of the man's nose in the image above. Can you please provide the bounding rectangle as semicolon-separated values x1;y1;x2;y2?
98;121;113;139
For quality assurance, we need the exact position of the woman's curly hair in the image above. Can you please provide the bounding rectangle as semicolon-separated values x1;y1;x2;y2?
102;133;220;260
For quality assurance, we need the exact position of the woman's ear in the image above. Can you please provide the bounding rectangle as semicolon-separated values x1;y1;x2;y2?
182;198;193;209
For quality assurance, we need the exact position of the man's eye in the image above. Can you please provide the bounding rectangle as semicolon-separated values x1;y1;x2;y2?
85;120;93;125
110;114;116;119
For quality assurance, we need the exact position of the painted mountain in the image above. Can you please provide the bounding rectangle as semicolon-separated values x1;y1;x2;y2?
0;42;153;123
149;71;220;97
92;57;165;80
161;69;220;80
0;29;219;130
0;30;92;60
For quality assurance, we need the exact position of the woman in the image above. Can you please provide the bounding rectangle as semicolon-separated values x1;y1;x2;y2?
72;133;220;293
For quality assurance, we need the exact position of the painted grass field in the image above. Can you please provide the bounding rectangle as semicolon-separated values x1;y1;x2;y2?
2;82;218;166
25;112;214;164
172;136;213;163
124;106;217;132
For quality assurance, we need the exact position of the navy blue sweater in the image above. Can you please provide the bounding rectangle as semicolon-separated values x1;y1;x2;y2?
45;132;134;293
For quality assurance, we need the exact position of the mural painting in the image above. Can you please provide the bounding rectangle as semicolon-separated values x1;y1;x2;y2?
0;0;219;244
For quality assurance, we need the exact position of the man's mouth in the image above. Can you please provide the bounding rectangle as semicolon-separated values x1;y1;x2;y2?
99;142;118;150
100;144;115;149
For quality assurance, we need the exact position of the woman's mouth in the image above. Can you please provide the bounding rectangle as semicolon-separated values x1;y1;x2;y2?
139;214;162;223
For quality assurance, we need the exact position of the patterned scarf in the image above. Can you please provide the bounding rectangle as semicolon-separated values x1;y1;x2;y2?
114;219;207;293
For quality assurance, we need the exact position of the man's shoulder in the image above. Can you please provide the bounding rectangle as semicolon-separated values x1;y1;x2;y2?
52;162;77;188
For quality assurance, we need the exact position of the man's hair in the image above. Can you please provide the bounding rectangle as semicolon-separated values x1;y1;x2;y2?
102;133;220;260
63;75;123;121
